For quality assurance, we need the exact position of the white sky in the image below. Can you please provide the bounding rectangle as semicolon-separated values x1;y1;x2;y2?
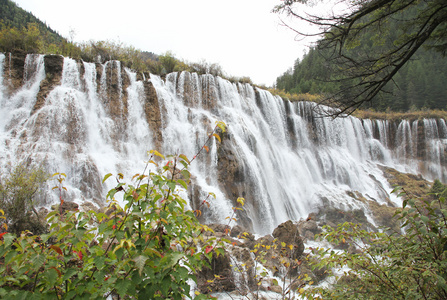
12;0;313;87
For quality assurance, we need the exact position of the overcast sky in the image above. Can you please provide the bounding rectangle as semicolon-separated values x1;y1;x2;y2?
12;0;314;86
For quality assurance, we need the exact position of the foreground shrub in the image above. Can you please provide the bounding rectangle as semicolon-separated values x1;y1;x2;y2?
0;151;223;299
0;120;227;299
302;187;447;299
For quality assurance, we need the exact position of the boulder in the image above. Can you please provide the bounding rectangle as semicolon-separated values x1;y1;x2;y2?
196;251;235;293
272;220;304;259
204;223;231;236
297;213;322;241
51;201;79;213
231;225;255;241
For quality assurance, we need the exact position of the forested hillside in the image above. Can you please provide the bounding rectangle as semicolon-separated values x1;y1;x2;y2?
0;0;64;45
276;7;447;112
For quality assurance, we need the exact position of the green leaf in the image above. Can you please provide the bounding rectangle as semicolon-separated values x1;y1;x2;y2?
102;173;113;183
63;268;78;281
177;179;188;190
167;180;176;191
94;256;106;269
164;252;184;270
115;278;131;296
161;276;172;296
107;188;117;200
2;233;15;247
179;154;190;164
45;268;59;286
33;254;46;271
181;169;190;181
133;255;148;275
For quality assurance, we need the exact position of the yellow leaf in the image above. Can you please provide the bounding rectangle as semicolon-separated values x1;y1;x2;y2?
212;133;221;143
203;145;209;153
299;288;305;294
236;197;245;206
215;121;226;133
149;149;165;160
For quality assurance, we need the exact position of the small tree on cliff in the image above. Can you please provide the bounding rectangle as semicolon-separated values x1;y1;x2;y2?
0;162;48;235
159;51;178;74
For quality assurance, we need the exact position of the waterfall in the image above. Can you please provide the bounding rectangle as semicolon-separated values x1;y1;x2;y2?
0;53;5;108
1;53;446;234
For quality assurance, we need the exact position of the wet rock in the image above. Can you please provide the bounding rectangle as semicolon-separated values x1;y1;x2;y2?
317;207;371;230
260;278;282;294
4;50;27;94
142;76;163;149
99;61;130;145
196;251;235;293
51;201;79;213
297;213;322;241
231;225;255;241
80;201;100;213
272;220;305;259
33;54;64;114
205;223;231;236
217;138;254;232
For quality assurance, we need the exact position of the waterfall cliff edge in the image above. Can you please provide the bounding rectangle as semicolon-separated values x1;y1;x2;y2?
1;52;446;234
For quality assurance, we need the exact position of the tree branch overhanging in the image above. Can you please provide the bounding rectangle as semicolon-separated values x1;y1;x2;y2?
275;0;447;117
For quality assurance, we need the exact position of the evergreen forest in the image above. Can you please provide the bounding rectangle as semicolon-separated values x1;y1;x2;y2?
276;6;447;112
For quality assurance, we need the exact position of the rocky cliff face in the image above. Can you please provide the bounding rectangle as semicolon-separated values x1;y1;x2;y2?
1;52;446;235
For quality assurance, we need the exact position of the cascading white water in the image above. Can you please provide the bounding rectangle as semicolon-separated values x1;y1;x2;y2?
0;53;5;109
1;53;446;234
0;54;46;164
